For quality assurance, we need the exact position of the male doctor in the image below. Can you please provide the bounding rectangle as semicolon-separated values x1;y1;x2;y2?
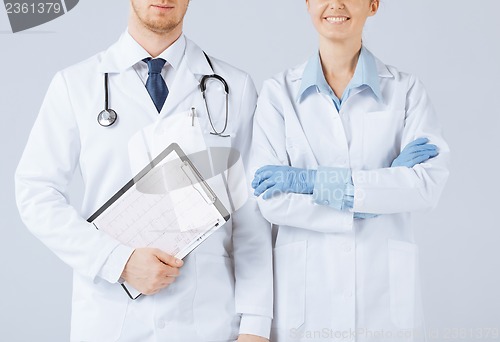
15;1;272;341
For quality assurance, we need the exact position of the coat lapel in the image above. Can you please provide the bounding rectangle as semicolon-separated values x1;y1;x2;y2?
98;32;159;120
159;38;214;118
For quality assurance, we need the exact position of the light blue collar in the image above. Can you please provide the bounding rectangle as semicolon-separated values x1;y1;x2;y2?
297;46;382;105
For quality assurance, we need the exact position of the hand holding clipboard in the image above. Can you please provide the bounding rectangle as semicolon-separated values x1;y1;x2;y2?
87;143;230;299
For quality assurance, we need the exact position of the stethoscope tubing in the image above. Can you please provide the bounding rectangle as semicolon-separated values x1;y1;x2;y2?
97;73;118;127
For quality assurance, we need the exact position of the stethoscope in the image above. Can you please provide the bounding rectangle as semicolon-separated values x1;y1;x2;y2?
97;73;118;127
97;53;230;137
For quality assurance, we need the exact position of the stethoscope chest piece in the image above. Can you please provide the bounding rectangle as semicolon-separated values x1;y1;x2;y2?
98;109;117;127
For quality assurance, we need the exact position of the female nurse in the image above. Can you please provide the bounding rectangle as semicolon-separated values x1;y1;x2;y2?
250;0;450;341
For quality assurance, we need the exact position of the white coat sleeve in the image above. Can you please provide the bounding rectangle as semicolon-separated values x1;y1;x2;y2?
352;76;451;214
231;75;273;338
15;72;133;283
250;79;353;233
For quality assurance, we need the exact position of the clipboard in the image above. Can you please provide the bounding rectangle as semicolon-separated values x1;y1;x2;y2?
87;143;230;300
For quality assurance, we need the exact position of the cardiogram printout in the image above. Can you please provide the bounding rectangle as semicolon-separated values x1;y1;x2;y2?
88;144;229;259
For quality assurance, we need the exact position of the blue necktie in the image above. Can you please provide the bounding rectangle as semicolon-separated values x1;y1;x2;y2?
143;58;168;113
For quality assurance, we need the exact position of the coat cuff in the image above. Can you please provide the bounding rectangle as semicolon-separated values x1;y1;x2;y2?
239;314;272;339
96;244;135;283
312;166;352;210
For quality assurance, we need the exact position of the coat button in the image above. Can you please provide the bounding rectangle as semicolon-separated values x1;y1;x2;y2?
343;244;352;253
157;319;166;329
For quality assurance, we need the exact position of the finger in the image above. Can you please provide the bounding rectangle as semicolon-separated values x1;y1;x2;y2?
142;281;165;295
419;148;439;158
411;137;429;146
251;176;260;189
409;149;438;160
254;165;275;176
151;280;167;292
252;168;276;188
405;145;437;155
160;264;180;278
151;270;178;290
262;185;284;200
151;264;178;282
408;154;431;166
406;143;436;152
255;165;287;179
254;165;270;174
252;171;273;189
254;179;277;197
411;144;437;152
154;249;183;267
252;168;267;187
406;150;436;160
144;288;161;296
403;137;429;150
428;149;439;158
161;276;176;287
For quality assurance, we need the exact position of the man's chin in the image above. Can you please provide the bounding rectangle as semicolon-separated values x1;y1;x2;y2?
144;20;180;34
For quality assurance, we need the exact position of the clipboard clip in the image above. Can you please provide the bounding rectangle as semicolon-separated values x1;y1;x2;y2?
180;161;216;204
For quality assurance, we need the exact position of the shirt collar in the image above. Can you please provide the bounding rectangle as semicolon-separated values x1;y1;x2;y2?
297;46;382;103
98;29;186;73
154;33;186;71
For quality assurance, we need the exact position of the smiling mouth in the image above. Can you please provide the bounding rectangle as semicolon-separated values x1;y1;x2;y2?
325;16;350;23
151;4;174;10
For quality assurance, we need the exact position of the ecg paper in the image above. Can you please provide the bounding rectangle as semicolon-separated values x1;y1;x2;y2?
92;153;225;259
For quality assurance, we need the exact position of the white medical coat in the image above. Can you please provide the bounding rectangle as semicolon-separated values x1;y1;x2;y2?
15;32;272;342
250;54;450;342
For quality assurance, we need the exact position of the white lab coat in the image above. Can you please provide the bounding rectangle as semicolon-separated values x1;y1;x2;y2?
15;32;272;342
250;54;450;342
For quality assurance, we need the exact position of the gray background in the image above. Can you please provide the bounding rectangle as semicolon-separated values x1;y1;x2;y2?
1;0;499;340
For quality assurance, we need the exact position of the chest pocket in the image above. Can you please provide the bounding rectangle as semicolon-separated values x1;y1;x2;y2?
127;109;208;175
285;135;319;168
193;105;234;150
362;110;405;169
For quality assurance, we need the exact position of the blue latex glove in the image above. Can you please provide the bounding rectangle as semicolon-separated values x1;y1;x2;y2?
252;165;317;200
391;137;438;168
354;212;379;219
342;183;378;219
